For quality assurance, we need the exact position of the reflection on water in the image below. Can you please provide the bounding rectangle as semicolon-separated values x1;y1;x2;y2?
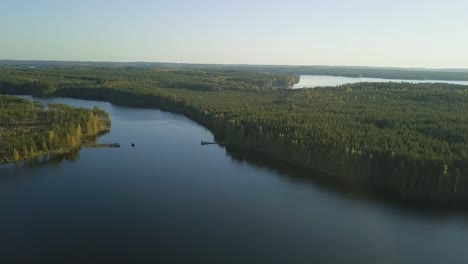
1;133;108;170
8;140;467;212
224;146;468;212
1;149;81;170
25;150;81;167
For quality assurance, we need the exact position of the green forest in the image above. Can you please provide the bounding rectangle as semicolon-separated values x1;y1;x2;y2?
0;95;110;164
1;66;467;199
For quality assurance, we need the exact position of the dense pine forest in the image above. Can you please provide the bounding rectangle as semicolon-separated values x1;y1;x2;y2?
1;66;468;199
0;95;110;164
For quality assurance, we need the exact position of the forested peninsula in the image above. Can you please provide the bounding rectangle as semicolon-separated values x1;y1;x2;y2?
0;95;110;164
1;66;468;200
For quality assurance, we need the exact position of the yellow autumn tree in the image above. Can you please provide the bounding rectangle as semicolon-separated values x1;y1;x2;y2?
75;124;82;139
12;149;20;161
22;145;28;157
48;131;58;149
66;133;78;148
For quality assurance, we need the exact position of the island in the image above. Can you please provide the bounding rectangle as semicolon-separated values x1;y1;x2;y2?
0;95;111;164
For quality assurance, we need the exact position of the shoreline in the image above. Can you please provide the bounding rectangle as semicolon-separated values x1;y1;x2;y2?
12;92;468;202
0;124;110;166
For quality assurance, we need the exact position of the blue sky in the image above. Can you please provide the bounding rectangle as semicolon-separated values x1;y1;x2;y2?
1;0;467;68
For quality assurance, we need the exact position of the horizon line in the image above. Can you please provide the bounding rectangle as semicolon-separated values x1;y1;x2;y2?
1;59;468;71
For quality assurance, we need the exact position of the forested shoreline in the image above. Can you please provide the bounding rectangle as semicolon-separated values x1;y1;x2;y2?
1;67;468;200
0;95;111;164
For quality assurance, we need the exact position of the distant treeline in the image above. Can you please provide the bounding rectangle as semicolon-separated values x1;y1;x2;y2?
0;95;110;164
1;60;468;81
0;67;299;94
208;65;468;81
1;66;468;200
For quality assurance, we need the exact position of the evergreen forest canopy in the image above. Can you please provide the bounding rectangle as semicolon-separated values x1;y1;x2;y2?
1;65;468;199
0;95;110;164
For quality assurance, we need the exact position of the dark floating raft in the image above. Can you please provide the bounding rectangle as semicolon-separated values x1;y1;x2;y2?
89;143;120;148
201;141;225;146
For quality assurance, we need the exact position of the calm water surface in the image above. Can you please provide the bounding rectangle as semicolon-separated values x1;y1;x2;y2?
1;96;468;263
294;75;468;88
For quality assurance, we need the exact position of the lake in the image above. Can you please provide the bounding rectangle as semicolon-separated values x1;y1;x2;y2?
1;96;468;263
294;75;468;88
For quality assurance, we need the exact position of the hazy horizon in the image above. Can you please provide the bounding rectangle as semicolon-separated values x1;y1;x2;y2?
1;0;467;68
3;59;468;71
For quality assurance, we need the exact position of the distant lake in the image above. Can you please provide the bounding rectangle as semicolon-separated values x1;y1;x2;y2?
294;75;468;88
1;96;468;263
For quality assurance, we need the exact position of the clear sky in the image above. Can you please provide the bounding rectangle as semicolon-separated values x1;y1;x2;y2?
1;0;467;68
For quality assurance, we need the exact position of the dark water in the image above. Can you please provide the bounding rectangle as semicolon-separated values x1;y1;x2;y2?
1;97;468;264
